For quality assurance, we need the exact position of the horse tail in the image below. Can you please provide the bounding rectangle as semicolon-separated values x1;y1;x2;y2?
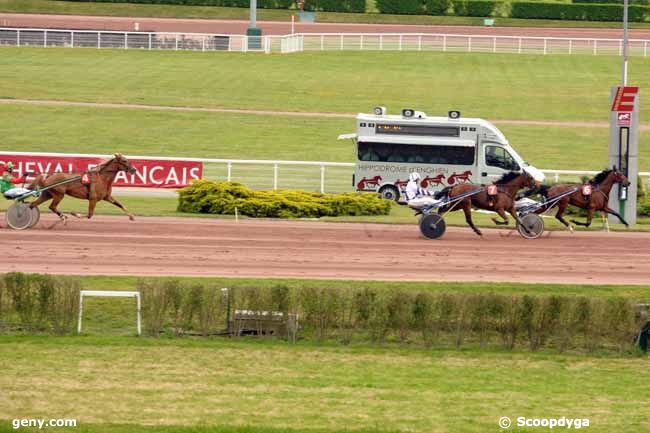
434;186;452;200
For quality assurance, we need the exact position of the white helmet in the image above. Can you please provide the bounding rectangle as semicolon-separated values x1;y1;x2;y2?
408;172;421;182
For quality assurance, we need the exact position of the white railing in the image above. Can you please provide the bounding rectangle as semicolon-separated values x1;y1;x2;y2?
2;28;650;57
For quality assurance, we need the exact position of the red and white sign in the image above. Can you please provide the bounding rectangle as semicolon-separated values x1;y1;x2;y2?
611;86;639;112
617;112;631;127
0;154;202;188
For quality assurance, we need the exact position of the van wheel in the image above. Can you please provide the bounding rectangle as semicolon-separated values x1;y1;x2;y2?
379;185;399;202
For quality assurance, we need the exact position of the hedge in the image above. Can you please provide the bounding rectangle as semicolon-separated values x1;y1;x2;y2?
511;2;650;21
59;0;295;8
302;0;366;13
572;0;649;5
426;0;451;14
452;0;501;16
177;180;392;218
376;0;426;14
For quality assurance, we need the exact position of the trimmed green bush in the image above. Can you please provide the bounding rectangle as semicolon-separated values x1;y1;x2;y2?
452;0;500;16
59;0;294;8
376;0;426;14
511;2;650;22
177;180;392;218
302;0;366;13
426;0;451;14
572;0;649;5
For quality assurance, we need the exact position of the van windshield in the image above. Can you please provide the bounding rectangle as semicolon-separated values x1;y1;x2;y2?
485;145;520;171
358;142;475;165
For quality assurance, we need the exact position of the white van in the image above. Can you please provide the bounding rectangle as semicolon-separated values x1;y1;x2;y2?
339;107;544;201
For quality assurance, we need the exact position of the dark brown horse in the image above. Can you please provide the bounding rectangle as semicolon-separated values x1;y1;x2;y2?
28;154;137;222
438;171;536;236
538;167;631;229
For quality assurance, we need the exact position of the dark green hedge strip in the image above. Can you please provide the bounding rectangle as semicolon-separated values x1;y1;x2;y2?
452;0;501;17
60;0;295;9
571;0;649;5
376;0;426;15
302;0;366;13
511;2;650;21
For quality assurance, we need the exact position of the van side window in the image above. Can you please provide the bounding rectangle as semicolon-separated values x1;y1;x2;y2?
358;142;474;165
485;146;520;171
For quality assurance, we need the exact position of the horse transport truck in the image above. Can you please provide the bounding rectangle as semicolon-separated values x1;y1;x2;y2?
339;107;544;201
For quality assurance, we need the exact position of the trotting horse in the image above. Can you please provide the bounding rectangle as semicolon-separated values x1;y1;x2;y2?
28;154;138;222
538;166;631;229
437;171;536;236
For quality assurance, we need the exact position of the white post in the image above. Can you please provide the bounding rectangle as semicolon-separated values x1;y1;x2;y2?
44;30;47;48
594;39;597;55
71;31;74;48
320;164;325;193
569;39;572;55
227;162;232;181
443;35;447;52
291;15;295;34
124;32;128;49
16;29;20;46
518;37;522;54
468;36;471;52
175;34;179;50
77;292;84;334
136;293;142;336
273;164;278;190
418;35;422;51
555;173;559;183
543;38;547;55
202;36;205;52
360;34;363;50
379;34;383;51
148;33;152;50
399;34;403;51
320;34;324;51
340;34;343;50
97;32;101;49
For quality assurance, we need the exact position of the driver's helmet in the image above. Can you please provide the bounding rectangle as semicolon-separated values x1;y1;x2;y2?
408;172;421;182
5;162;13;172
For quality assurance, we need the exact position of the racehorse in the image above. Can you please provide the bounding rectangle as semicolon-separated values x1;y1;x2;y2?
437;171;536;236
538;167;631;229
28;154;138;222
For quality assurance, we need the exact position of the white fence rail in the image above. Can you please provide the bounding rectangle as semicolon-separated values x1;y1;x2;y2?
2;28;650;56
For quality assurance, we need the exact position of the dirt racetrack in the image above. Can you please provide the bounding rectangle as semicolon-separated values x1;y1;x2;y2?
1;215;649;285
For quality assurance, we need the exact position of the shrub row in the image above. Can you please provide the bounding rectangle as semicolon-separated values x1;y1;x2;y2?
452;0;501;17
139;281;645;354
0;273;80;335
60;0;366;12
511;2;649;21
177;180;392;218
572;0;649;5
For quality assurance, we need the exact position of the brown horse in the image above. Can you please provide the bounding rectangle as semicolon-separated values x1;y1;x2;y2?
437;171;536;236
538;167;631;229
28;154;137;222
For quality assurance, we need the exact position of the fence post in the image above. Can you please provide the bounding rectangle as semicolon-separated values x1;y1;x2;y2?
518;37;522;54
379;34;383;51
443;35;446;52
175;34;179;51
569;39;572;55
44;30;47;48
273;164;278;190
543;38;547;55
360;34;363;50
148;33;152;50
399;34;403;51
340;34;343;50
555;173;559;183
468;36;471;52
418;35;422;51
16;29;20;46
593;39;597;55
227;162;232;181
202;36;205;52
71;31;74;48
125;32;129;49
320;164;325;193
97;31;101;49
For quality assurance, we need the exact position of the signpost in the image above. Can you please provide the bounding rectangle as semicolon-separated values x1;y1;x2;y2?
609;86;640;225
247;0;262;50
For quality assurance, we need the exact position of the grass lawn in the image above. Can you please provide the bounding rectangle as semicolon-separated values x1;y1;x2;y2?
0;335;648;433
3;103;650;171
2;48;650;123
4;0;650;29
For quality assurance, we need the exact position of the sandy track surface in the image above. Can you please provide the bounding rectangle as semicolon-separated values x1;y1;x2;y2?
0;13;645;38
2;215;649;284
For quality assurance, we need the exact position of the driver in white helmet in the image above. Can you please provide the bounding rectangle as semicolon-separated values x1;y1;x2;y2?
405;172;440;211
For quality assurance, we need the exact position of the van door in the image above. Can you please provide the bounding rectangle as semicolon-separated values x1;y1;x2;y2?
479;143;521;183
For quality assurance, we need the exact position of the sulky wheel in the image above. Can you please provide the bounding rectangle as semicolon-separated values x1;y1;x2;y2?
28;206;40;228
6;202;34;230
517;213;544;240
419;213;446;240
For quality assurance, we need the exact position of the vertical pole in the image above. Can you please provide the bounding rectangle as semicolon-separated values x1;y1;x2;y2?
71;31;75;48
124;32;128;49
622;0;629;85
555;173;559;183
518;37;522;54
340;34;343;50
77;293;84;334
44;30;47;48
97;32;101;49
443;35;447;52
360;34;364;50
543;38;547;55
291;15;295;35
17;29;20;46
468;36;471;52
202;36;205;52
569;39;572;55
273;164;278;190
227;162;232;181
175;34;179;50
250;0;257;28
136;293;142;336
148;33;152;50
320;164;325;193
418;35;422;51
399;34;403;51
594;39;597;55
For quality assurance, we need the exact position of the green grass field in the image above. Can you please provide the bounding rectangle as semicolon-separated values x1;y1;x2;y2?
0;335;648;433
4;0;650;29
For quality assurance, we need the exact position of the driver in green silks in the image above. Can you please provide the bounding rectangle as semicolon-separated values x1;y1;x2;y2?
1;162;30;198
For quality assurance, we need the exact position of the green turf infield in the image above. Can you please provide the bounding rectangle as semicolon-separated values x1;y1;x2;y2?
2;48;650;123
0;334;648;433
